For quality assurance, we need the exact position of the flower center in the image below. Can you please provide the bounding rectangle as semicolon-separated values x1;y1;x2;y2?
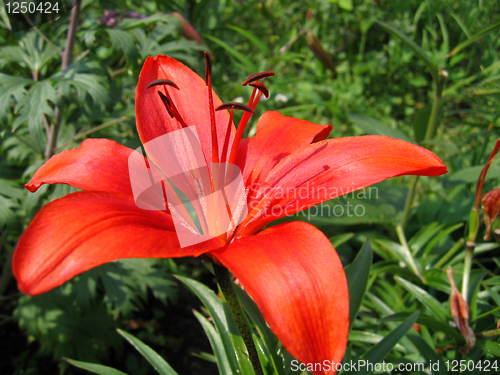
146;55;274;245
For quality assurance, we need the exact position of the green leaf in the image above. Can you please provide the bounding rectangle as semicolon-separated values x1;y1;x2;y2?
120;14;173;30
0;46;31;69
395;277;448;321
348;331;405;352
329;233;355;248
406;334;447;375
417;315;463;342
0;3;12;30
234;285;284;375
345;240;373;324
338;0;353;11
219;295;254;374
0;195;19;227
447;20;500;57
381;312;464;342
117;329;179;375
64;358;129;375
106;29;138;61
0;73;32;119
448;162;500;183
348;113;412;142
175;275;241;374
372;238;417;271
473;88;500;95
375;20;438;82
436;13;449;55
422;223;463;257
193;310;233;375
482;275;500;285
227;25;270;56
345;311;420;375
476;339;500;356
408;221;443;254
202;34;256;72
412;104;432;143
25;80;57;137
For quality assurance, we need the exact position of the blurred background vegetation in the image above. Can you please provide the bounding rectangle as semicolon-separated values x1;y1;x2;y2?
0;0;499;374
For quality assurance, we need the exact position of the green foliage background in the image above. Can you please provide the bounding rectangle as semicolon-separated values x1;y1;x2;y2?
0;0;500;374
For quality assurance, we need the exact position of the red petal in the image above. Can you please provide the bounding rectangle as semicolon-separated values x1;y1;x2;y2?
26;139;135;196
136;55;234;163
13;191;225;296
240;136;448;235
212;222;348;374
236;111;331;186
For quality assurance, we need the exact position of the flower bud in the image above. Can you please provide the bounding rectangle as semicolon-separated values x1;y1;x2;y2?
481;187;500;240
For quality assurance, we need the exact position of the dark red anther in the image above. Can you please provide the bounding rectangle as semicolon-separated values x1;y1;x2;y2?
157;91;188;128
147;79;180;90
216;102;255;113
242;71;275;86
204;51;212;87
248;82;269;98
157;91;174;118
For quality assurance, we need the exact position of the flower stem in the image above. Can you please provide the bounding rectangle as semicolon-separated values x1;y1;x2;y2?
396;225;424;281
400;175;419;229
424;80;444;141
399;76;444;229
462;242;475;302
476;328;500;338
44;0;81;159
213;264;263;375
434;238;464;269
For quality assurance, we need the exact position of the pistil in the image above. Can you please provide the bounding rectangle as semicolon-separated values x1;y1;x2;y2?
204;52;219;165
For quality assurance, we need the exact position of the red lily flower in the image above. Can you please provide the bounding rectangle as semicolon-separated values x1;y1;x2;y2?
13;55;447;374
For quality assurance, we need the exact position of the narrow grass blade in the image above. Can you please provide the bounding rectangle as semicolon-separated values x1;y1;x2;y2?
193;310;233;375
447;21;500;58
329;232;354;248
202;34;256;72
227;25;270;56
348;113;412;142
407;334;447;375
64;358;129;375
234;285;284;375
117;329;179;375
345;240;373;324
345;311;420;375
175;275;241;373
395;277;448;321
375;20;438;81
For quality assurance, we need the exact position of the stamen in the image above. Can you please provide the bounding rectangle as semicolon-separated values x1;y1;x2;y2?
215;102;255;113
157;91;174;118
204;51;219;166
225;71;275;165
249;82;269;98
204;52;212;85
226;86;257;165
216;103;255;163
147;79;180;90
157;91;188;128
242;71;275;86
221;108;234;163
